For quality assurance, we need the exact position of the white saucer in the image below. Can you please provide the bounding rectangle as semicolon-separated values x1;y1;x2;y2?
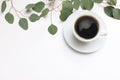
63;11;107;53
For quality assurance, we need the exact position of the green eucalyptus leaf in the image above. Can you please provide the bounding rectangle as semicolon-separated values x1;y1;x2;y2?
48;24;58;35
60;9;72;21
29;14;40;22
112;8;120;19
1;1;6;13
81;0;94;10
60;0;73;21
32;1;45;12
19;18;28;30
62;1;73;11
104;6;114;17
26;4;35;9
73;0;80;10
107;0;117;5
5;12;14;24
71;0;74;2
40;8;49;17
93;0;103;3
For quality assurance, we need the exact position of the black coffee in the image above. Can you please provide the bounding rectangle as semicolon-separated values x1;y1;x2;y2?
74;15;99;39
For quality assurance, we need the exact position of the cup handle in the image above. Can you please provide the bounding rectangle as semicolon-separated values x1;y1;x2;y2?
99;30;108;36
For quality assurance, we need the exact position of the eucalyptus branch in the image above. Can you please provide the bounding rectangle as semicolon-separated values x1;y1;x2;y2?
0;0;120;35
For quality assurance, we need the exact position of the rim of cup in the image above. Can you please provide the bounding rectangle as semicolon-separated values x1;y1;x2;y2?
72;10;106;42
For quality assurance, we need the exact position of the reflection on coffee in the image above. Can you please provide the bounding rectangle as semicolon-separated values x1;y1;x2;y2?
74;16;99;39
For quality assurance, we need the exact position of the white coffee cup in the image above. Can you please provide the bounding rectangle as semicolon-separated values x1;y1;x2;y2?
72;10;107;42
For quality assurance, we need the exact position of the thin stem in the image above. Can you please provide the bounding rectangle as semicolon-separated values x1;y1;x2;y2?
10;0;20;18
9;0;25;18
50;11;53;24
49;0;55;24
55;1;62;9
49;0;62;24
53;1;62;11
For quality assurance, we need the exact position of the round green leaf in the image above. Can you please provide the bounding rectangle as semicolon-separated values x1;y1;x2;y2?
104;6;114;17
29;14;40;22
93;0;103;3
5;12;14;24
19;18;28;30
81;0;94;10
60;9;72;21
48;24;58;35
1;1;6;13
73;0;80;10
32;1;45;12
60;1;73;21
112;8;120;19
107;0;117;5
40;8;49;17
26;4;35;9
62;1;73;11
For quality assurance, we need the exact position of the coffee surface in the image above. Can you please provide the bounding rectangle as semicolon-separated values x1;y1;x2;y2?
75;16;99;39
